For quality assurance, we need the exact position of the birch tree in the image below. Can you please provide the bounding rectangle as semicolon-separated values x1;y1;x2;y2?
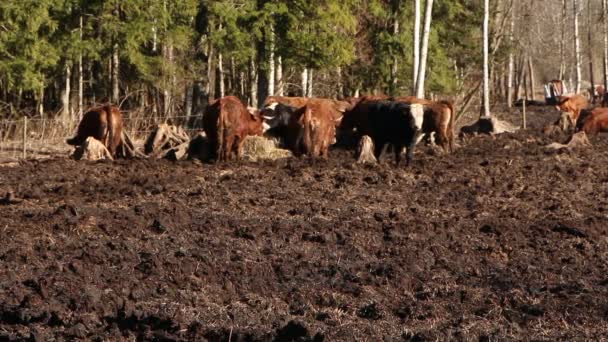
603;0;608;102
560;0;567;80
574;0;582;94
507;4;515;107
268;28;275;96
413;0;421;92
276;56;284;96
588;1;595;101
415;0;434;99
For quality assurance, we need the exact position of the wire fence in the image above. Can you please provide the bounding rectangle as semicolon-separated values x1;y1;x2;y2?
0;113;206;162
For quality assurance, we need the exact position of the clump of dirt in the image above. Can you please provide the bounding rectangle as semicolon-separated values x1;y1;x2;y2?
1;106;608;340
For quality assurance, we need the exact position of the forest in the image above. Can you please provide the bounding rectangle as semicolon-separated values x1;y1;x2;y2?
0;0;606;124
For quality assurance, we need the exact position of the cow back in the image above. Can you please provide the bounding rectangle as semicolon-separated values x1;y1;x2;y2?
68;105;123;157
580;108;608;135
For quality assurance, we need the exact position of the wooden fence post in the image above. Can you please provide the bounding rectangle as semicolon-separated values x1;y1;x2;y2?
22;116;27;159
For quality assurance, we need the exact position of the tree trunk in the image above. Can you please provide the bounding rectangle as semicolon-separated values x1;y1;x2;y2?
112;45;119;103
38;88;44;117
185;83;193;121
301;68;308;97
78;15;84;120
482;0;491;117
515;56;525;103
523;65;529;100
268;29;275;97
230;57;236;95
413;0;421;93
390;7;399;95
415;0;434;99
528;57;536;101
603;0;608;102
560;0;567;80
507;6;515;107
62;63;71;124
218;52;225;98
256;37;268;108
588;2;595;102
207;43;216;101
276;56;284;96
337;66;344;98
240;71;245;98
152;19;158;53
249;58;258;107
307;69;313;97
574;0;582;94
164;44;174;116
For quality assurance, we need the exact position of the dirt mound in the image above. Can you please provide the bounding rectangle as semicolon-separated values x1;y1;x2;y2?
1;106;608;340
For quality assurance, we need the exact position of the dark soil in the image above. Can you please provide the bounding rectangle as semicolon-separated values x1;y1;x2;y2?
1;107;608;340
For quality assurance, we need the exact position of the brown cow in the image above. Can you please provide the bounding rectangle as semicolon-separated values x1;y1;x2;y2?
263;96;348;123
556;94;589;127
393;97;455;153
203;96;264;161
577;107;608;136
67;105;123;157
286;101;337;158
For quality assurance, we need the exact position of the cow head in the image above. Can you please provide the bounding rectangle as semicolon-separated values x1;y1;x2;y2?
247;107;265;136
410;103;425;131
555;96;570;112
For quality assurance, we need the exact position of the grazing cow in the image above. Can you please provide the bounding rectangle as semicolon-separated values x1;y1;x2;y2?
283;101;337;158
393;97;455;153
263;96;348;124
576;107;608;136
203;96;264;161
67;105;123;157
263;103;297;146
556;94;589;127
341;100;423;165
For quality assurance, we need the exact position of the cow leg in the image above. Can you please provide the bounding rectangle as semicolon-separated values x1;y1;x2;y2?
405;141;416;166
223;136;234;161
393;143;404;165
235;136;246;159
373;140;385;162
435;128;448;153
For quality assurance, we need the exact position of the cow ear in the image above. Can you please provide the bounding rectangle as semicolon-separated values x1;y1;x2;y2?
247;107;259;117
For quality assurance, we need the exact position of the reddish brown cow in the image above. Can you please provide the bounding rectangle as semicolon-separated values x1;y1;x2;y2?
556;94;589;127
577;107;608;136
67;105;123;157
393;97;455;153
263;96;348;123
203;96;264;161
286;101;337;158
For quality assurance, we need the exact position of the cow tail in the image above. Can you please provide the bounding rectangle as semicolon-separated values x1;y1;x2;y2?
106;106;115;156
443;100;456;153
217;103;225;160
302;107;314;156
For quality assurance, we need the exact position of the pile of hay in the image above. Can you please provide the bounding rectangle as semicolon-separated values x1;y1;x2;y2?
460;116;519;136
241;136;292;161
546;131;591;151
73;137;113;161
